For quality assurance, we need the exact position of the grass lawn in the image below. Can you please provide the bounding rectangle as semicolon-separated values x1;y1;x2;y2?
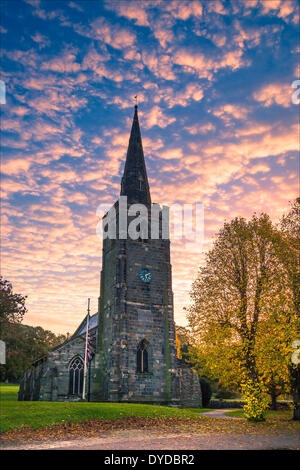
0;383;18;402
225;409;294;419
0;383;210;433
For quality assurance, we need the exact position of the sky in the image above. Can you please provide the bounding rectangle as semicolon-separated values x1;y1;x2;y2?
1;0;299;335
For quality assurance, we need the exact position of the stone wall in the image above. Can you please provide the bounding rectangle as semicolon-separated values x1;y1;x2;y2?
18;340;202;408
208;399;245;409
176;360;201;408
18;333;96;402
18;362;48;401
96;204;179;405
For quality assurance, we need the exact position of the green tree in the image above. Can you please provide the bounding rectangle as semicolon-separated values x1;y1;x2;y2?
256;314;292;410
187;214;284;421
1;323;67;382
276;198;300;419
0;277;66;381
0;276;27;379
0;277;27;326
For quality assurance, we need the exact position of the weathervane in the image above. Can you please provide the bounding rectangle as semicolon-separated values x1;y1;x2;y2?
134;95;138;106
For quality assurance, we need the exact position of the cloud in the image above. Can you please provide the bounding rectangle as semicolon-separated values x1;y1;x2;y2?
173;48;249;79
185;122;216;135
162;83;204;108
152;26;174;49
41;51;81;73
141;50;176;80
3;48;40;68
104;1;176;49
260;0;297;20
160;148;183;160
74;17;136;50
234;122;272;137
260;0;283;15
21;75;58;90
81;46;129;82
142;105;176;129
211;33;227;48
253;82;293;107
10;106;30;116
203;123;299;164
206;0;227;15
27;90;87;116
104;1;149;26
24;0;41;6
68;1;83;12
232;20;264;49
31;32;50;49
212;104;249;126
173;49;213;79
218;49;248;70
1;118;22;132
3;158;32;175
248;163;271;174
165;0;203;20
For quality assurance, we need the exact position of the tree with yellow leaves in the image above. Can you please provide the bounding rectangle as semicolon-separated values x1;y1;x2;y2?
188;212;296;421
275;198;300;420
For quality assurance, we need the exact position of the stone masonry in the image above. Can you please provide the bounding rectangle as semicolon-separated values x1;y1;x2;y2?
18;106;201;408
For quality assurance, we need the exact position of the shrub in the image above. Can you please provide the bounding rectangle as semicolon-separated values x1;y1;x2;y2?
241;378;270;422
214;388;239;399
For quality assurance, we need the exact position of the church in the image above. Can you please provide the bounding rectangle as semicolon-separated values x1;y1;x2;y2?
18;106;201;407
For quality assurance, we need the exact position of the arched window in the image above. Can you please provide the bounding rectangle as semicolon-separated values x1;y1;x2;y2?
137;340;149;373
68;356;84;395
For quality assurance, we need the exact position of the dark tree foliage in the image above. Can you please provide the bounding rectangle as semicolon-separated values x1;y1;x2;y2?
200;377;212;407
0;276;27;325
0;277;66;382
0;323;67;382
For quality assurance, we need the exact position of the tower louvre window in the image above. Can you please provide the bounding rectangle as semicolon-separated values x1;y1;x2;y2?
137;340;149;373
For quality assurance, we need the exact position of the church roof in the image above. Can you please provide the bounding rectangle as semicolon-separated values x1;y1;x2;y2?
120;105;151;206
75;313;98;337
40;312;98;359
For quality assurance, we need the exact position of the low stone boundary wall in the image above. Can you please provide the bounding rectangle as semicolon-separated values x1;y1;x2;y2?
208;399;244;409
208;399;291;409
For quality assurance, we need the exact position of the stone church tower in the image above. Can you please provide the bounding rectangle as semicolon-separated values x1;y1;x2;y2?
18;106;201;407
93;105;178;404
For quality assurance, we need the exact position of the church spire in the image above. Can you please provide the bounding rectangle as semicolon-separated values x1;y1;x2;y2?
121;105;151;207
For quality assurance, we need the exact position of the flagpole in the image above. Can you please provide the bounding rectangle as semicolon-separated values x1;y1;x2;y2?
82;298;90;400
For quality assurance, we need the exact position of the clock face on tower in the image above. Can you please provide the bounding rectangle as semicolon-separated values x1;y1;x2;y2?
139;269;152;283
